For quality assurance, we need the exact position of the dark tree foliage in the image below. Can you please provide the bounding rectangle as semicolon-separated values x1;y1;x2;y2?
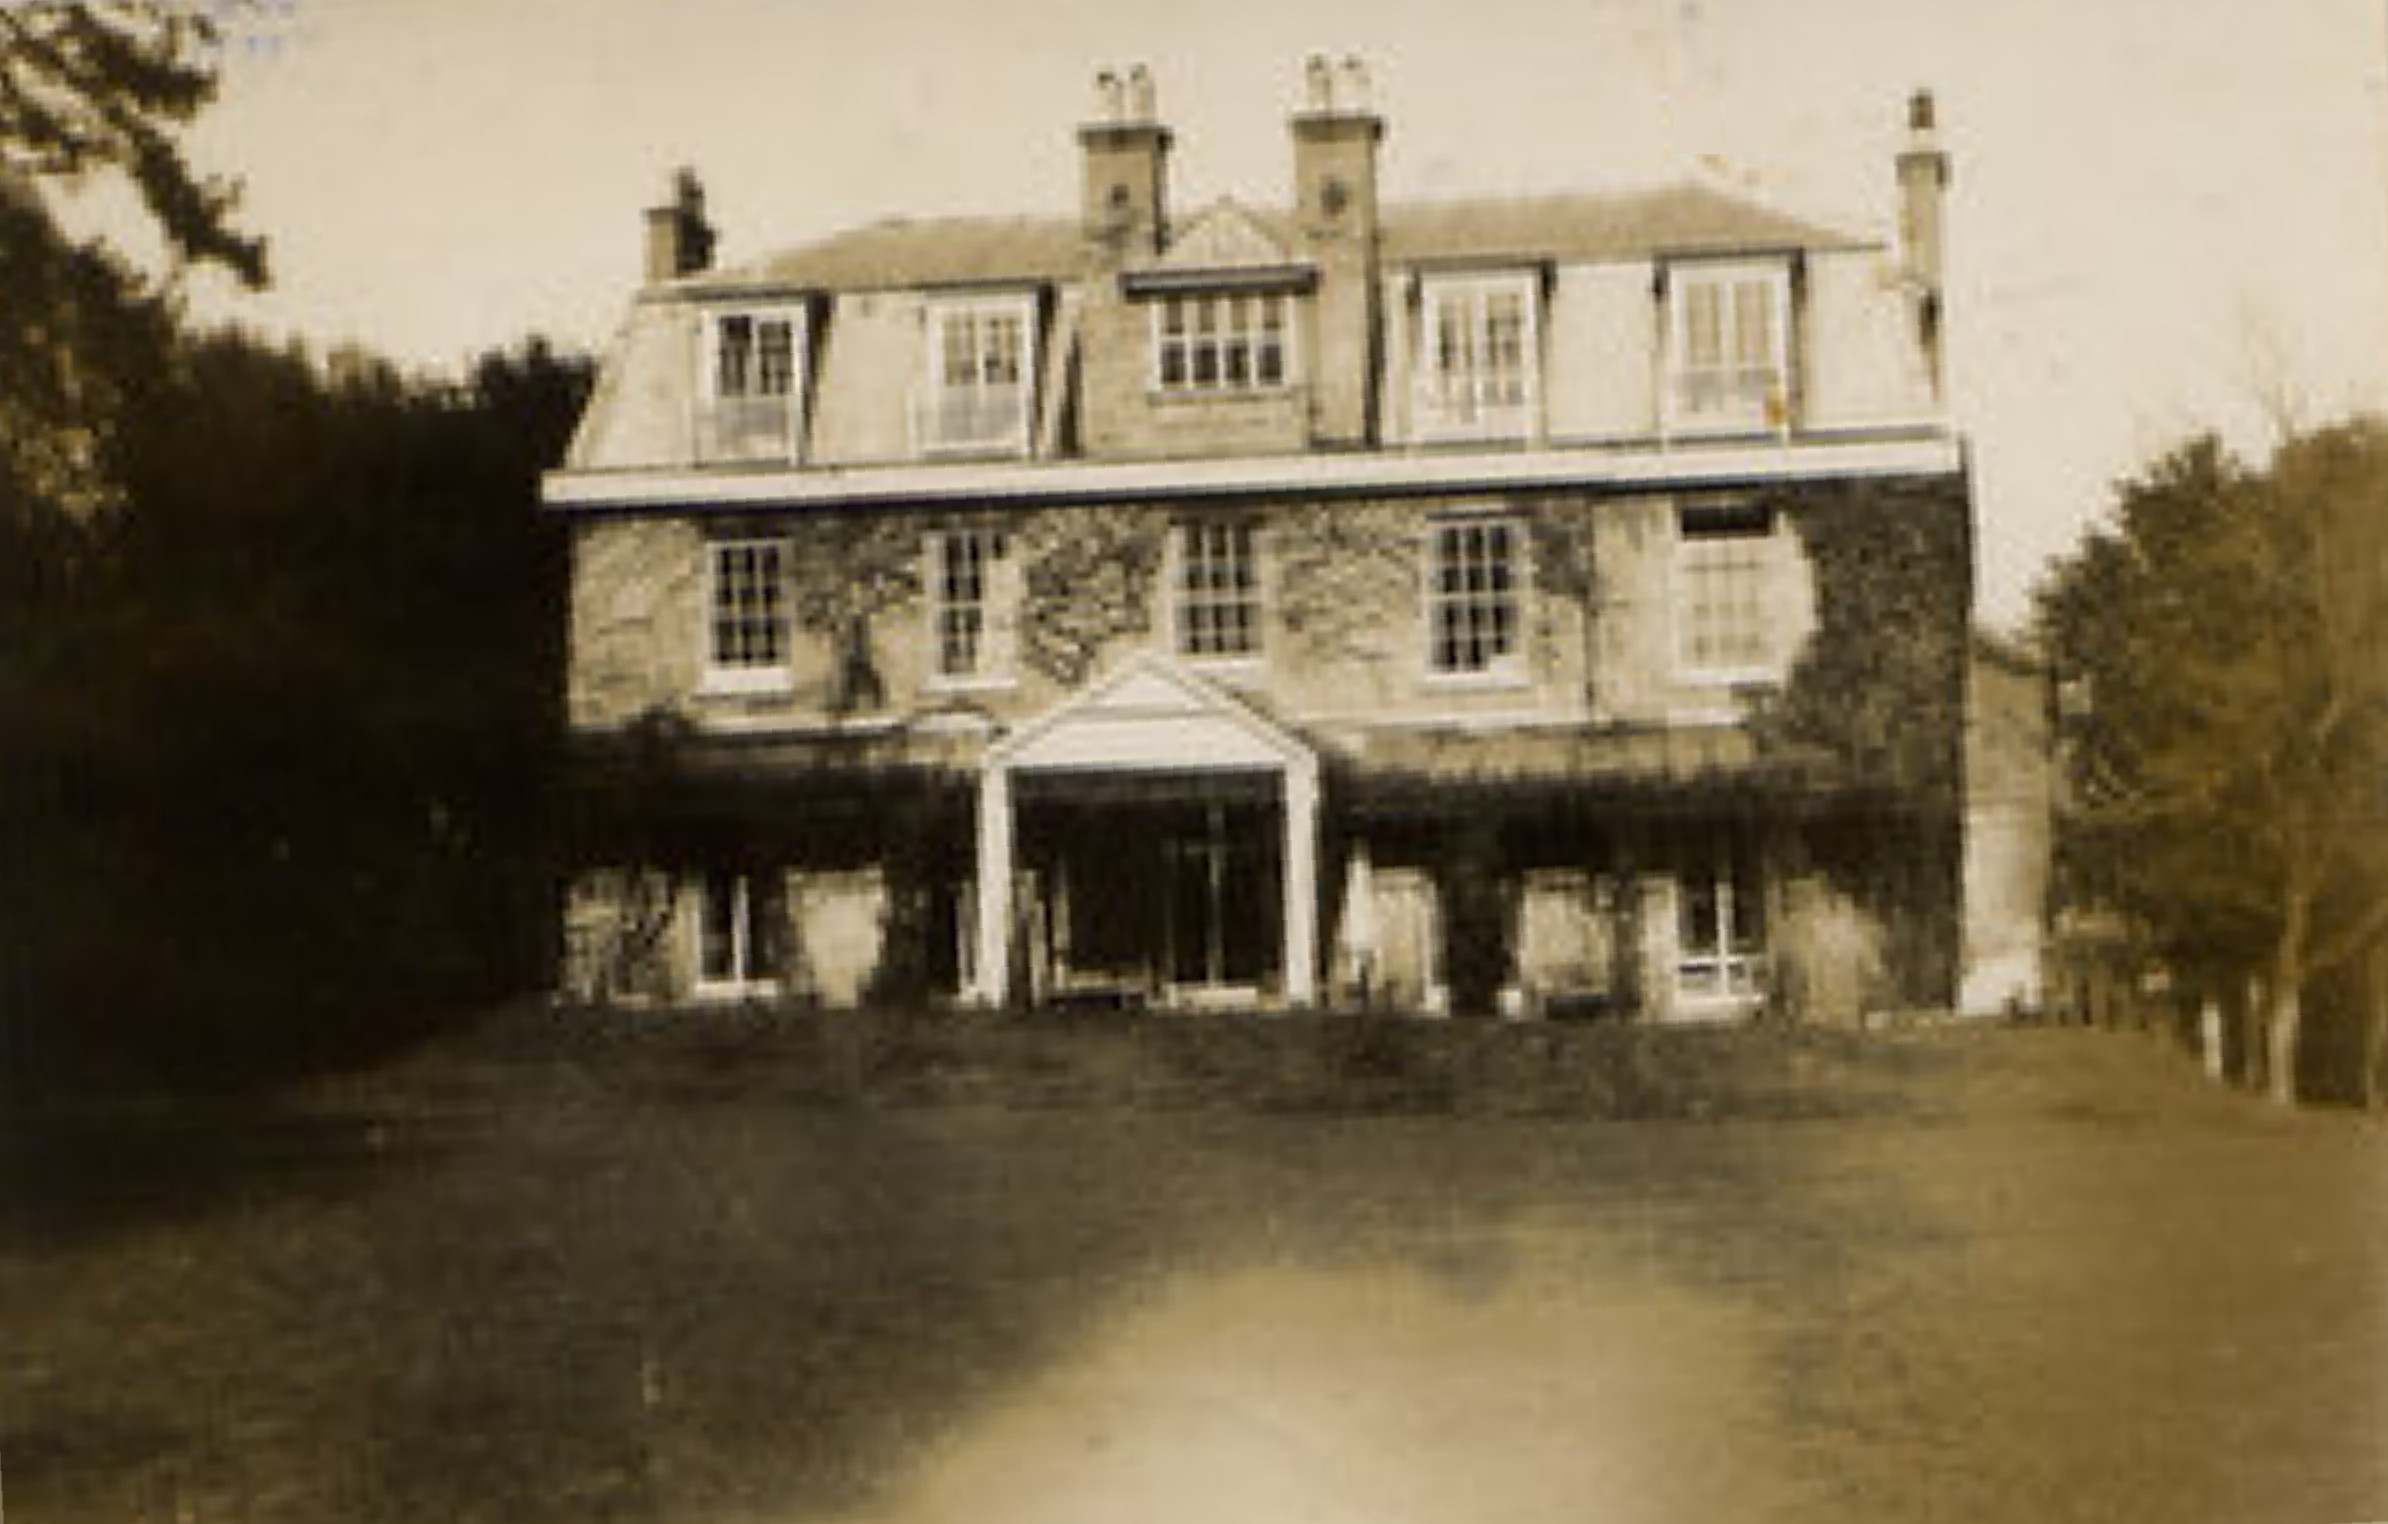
2037;424;2388;1104
0;1;266;285
2;330;591;1084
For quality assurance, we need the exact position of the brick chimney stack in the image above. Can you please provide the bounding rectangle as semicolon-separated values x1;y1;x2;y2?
1290;55;1385;447
644;167;716;284
1897;90;1950;388
1897;89;1950;297
1079;65;1172;259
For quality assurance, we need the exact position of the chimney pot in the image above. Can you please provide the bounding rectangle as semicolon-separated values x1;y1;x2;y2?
1304;54;1334;112
1908;88;1936;133
1126;64;1156;122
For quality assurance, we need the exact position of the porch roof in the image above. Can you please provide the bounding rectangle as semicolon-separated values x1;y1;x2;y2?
1325;722;1869;811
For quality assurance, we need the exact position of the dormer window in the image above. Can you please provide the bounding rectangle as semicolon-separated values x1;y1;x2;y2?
699;306;806;463
1415;272;1539;442
1152;292;1292;394
1665;259;1793;436
919;294;1037;457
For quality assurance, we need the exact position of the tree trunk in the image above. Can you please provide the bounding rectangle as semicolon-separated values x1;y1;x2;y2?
2264;893;2312;1107
2363;944;2388;1114
2235;971;2267;1092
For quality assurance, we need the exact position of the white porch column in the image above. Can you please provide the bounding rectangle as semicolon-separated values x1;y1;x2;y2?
1283;761;1320;1008
974;764;1014;1008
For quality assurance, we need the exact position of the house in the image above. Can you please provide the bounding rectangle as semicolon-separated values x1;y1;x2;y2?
544;61;1974;1022
1957;633;2052;1017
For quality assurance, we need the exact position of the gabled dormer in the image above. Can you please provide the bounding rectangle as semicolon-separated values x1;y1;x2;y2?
1080;197;1321;459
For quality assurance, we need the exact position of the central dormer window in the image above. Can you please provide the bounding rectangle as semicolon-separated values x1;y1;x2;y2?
1416;272;1539;442
920;294;1037;457
700;306;806;463
1152;293;1291;393
1666;259;1793;436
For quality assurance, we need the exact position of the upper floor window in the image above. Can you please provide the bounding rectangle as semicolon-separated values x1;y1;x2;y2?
1174;519;1261;662
1426;517;1522;680
927;527;1013;686
1666;259;1792;436
1674;502;1780;682
1416;272;1539;441
1153;292;1292;394
920;295;1036;457
704;537;793;694
700;307;807;463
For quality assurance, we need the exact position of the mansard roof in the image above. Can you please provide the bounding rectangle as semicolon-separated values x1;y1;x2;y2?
676;181;1870;297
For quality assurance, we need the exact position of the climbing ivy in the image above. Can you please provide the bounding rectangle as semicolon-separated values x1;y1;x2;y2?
1017;504;1164;685
1755;477;1973;800
784;511;924;713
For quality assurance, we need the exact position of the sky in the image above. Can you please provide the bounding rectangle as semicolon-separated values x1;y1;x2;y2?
138;0;2388;628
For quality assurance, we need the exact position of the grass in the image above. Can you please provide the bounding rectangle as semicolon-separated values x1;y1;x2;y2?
4;1014;2384;1523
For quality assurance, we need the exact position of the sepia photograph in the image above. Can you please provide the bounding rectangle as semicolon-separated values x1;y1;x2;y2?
2;0;2384;1519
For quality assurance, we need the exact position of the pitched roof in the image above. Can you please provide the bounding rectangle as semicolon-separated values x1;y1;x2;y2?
681;181;1871;296
1381;183;1869;265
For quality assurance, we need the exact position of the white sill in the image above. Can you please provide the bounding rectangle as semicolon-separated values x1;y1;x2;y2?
699;667;795;698
1421;665;1531;692
918;438;1032;461
1670;990;1763;1022
1178;652;1266;676
925;671;1018;694
1676;667;1783;689
691;979;783;1003
1146;385;1301;404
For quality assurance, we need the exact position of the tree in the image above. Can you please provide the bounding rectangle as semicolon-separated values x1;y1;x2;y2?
0;1;266;285
2038;423;2388;1105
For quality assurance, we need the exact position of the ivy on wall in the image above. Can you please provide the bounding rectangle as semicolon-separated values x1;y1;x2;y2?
784;512;925;713
1017;505;1164;685
1756;477;1973;801
1752;475;1974;1006
1274;500;1418;671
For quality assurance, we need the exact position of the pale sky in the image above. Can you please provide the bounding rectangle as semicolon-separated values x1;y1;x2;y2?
147;0;2388;627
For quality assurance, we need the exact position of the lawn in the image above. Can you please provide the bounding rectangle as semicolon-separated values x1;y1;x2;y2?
4;1017;2383;1523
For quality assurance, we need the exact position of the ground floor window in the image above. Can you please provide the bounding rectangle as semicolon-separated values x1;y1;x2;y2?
1677;849;1765;1003
696;869;781;993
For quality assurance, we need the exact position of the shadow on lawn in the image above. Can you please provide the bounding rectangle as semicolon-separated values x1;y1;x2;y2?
0;1098;465;1252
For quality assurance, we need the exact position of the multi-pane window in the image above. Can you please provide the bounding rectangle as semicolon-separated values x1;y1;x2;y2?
1427;518;1521;677
1153;293;1290;393
1677;849;1765;1003
697;869;780;993
922;297;1034;455
1417;273;1538;439
1669;261;1791;433
703;308;804;461
1676;504;1777;679
929;528;1010;683
1175;519;1261;660
705;538;791;692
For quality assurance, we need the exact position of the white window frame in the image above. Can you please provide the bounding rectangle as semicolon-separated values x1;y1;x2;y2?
918;293;1037;458
1170;517;1265;666
701;536;794;696
1423;514;1526;684
1148;292;1297;395
1663;258;1793;438
698;304;807;463
1674;849;1766;1011
1672;503;1783;687
1414;271;1541;443
925;526;1015;689
693;868;781;998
